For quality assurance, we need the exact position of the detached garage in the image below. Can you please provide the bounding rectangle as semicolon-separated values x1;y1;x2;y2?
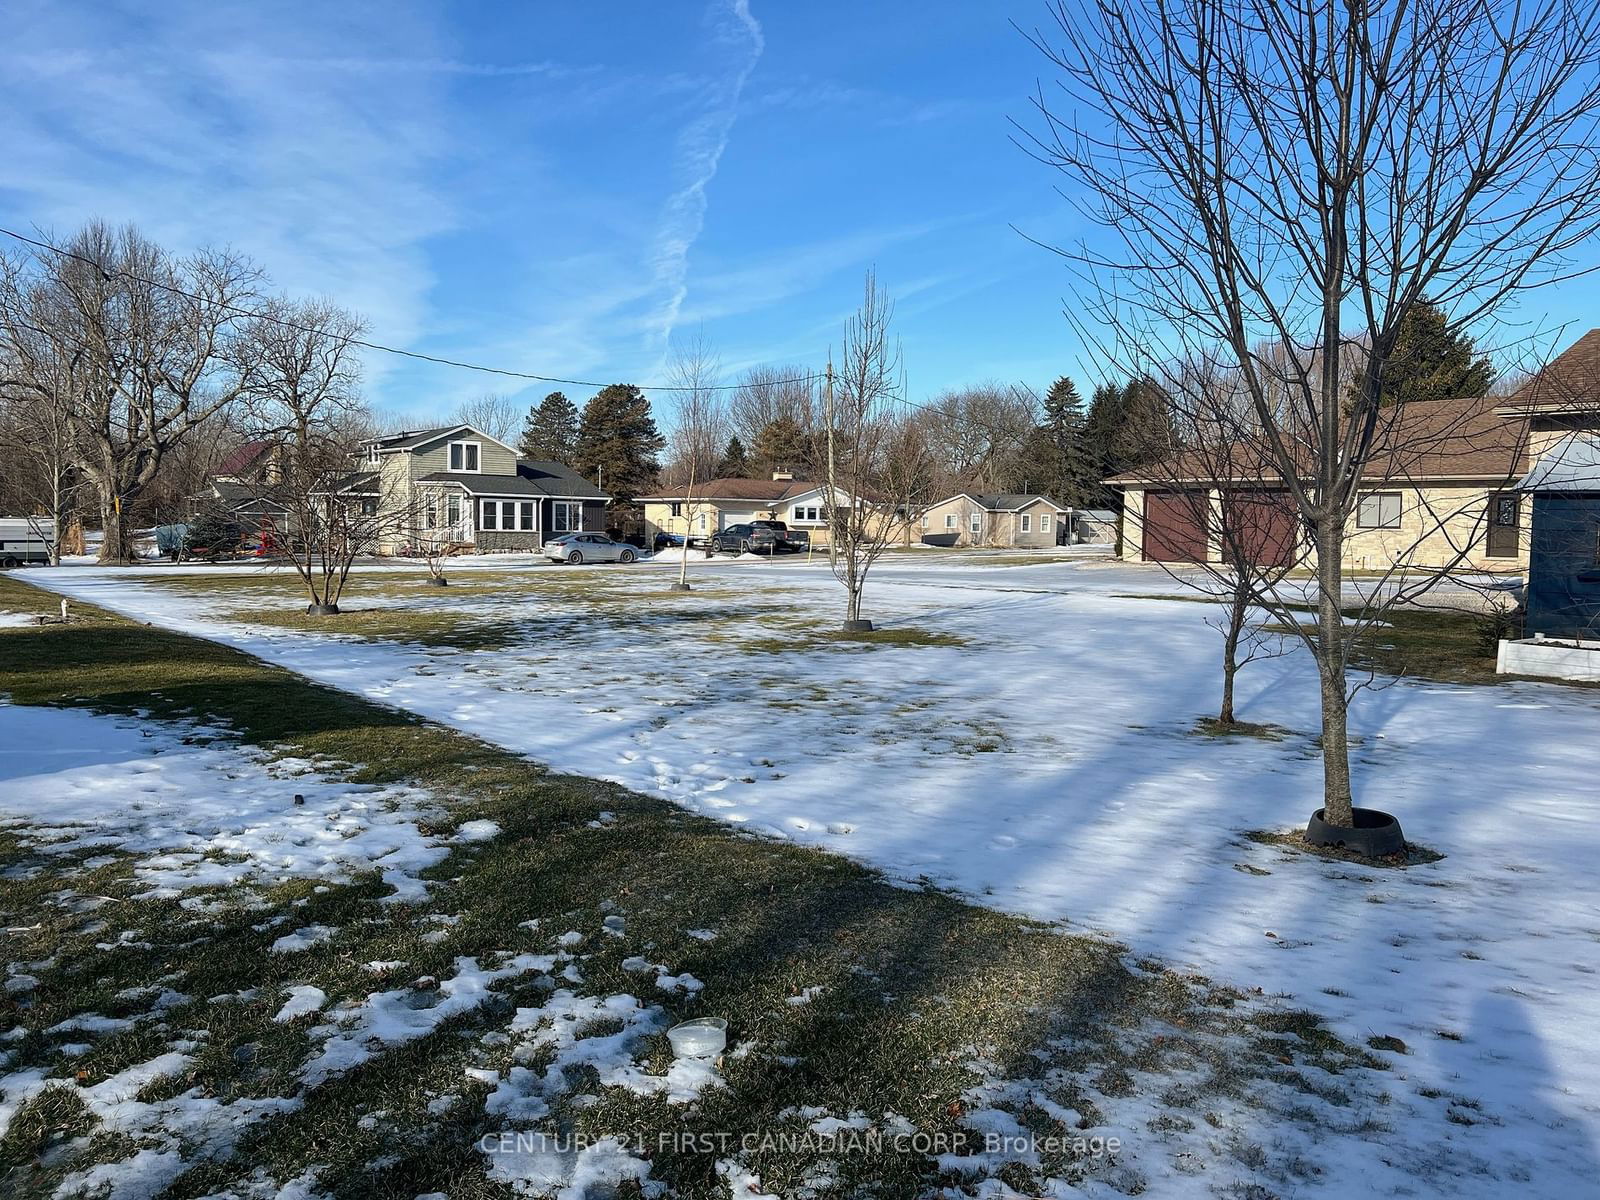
1122;486;1302;567
1141;490;1208;563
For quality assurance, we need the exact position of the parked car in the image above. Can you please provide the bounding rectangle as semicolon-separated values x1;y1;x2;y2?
543;531;638;564
653;531;685;552
706;520;810;556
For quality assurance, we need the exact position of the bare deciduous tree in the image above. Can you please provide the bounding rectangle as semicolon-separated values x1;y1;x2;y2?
241;297;367;444
262;425;404;614
1026;0;1600;830
664;333;725;591
0;222;264;562
729;364;816;450
919;382;1038;494
0;291;85;564
454;393;521;444
820;273;938;627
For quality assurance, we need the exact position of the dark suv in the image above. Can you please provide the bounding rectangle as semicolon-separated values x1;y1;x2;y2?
707;520;810;556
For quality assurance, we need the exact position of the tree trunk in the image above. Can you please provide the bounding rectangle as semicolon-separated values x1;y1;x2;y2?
846;585;861;622
1219;589;1246;725
47;470;67;567
98;498;128;564
1315;519;1355;826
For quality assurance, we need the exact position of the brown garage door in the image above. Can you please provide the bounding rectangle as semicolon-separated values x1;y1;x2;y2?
1143;490;1208;562
1224;490;1299;567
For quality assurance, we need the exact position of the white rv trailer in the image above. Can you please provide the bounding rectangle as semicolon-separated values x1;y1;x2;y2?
0;518;54;567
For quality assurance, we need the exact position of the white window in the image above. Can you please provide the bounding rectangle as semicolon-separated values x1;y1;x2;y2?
1041;513;1052;532
1020;514;1031;533
448;441;481;472
698;513;707;531
945;514;957;529
552;501;582;532
670;502;683;517
423;493;439;529
447;494;461;527
480;500;531;531
1357;492;1403;529
792;505;823;524
920;513;929;529
969;513;982;534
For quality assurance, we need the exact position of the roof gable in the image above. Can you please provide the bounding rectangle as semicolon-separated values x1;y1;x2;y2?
374;424;519;457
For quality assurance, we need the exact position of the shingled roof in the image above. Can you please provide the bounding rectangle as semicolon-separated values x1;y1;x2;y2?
1106;394;1529;488
636;477;819;503
1501;328;1600;415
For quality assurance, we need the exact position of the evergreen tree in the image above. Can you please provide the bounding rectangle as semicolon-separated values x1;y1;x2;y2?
518;391;580;462
1117;377;1176;471
1016;376;1100;506
1379;301;1496;406
1082;381;1126;491
751;416;808;477
1080;378;1174;503
715;435;750;478
574;384;664;505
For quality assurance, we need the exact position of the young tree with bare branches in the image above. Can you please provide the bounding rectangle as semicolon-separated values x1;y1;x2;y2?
1026;0;1600;835
820;273;938;629
262;425;403;614
664;334;725;591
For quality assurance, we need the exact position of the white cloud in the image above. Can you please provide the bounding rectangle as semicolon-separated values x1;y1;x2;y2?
0;2;457;399
642;0;765;352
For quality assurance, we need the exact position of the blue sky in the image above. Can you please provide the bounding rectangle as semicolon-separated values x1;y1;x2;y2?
1;0;1094;419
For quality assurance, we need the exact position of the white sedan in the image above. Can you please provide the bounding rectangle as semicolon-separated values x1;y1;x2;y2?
542;532;639;564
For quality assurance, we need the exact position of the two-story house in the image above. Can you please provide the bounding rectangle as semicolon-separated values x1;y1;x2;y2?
361;424;609;552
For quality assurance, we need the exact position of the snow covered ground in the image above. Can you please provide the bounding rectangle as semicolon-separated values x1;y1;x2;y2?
17;557;1600;1196
0;702;729;1198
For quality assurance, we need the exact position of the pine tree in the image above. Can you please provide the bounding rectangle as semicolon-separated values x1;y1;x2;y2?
1017;376;1100;506
1083;381;1126;490
574;384;664;504
751;416;808;478
715;435;750;478
518;391;580;462
1117;377;1176;471
1379;301;1496;406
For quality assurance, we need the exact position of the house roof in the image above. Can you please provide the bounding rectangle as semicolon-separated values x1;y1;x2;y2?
1516;432;1600;492
636;477;818;503
1106;394;1529;488
203;479;290;513
1077;509;1118;523
1500;328;1600;415
371;424;465;451
934;492;1071;512
417;460;609;500
214;440;275;480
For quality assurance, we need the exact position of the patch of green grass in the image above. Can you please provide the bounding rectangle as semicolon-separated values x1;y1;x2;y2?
739;627;967;654
1244;828;1445;868
0;574;1384;1199
231;605;534;651
1192;716;1290;741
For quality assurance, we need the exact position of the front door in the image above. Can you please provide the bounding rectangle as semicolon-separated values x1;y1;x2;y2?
1487;492;1521;559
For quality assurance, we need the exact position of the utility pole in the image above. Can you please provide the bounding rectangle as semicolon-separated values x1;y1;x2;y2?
824;358;837;573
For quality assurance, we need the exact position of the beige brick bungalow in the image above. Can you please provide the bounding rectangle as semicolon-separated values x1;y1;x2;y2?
1106;330;1600;573
638;473;905;547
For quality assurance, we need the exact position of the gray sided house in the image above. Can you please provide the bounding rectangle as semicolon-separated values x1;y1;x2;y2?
920;493;1072;548
1517;432;1600;639
366;424;609;553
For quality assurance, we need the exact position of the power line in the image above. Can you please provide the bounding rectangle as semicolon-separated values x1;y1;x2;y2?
0;226;824;394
